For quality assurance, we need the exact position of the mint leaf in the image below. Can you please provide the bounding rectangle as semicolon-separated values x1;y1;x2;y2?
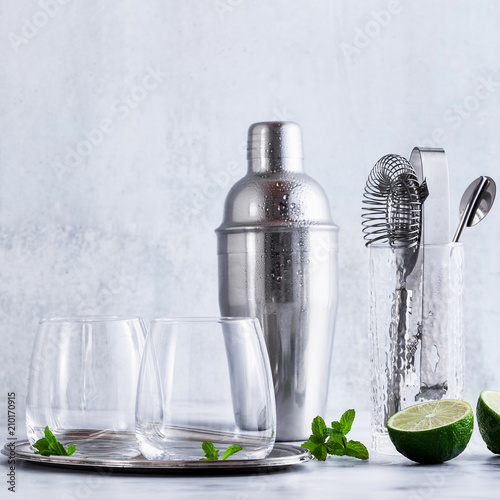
314;445;327;461
327;441;347;456
50;441;68;456
200;441;220;460
34;451;52;456
345;440;369;460
44;426;57;446
222;445;242;460
301;441;315;452
330;421;342;434
302;410;369;462
33;428;76;457
311;416;327;439
33;438;50;455
302;416;329;459
200;441;243;461
301;441;327;460
326;439;343;451
339;409;355;435
309;433;327;445
326;432;344;448
325;426;342;437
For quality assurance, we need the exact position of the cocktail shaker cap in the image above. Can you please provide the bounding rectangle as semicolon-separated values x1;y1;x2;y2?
217;121;338;232
247;121;303;161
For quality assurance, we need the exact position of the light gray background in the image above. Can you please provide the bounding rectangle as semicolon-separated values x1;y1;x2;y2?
1;0;499;423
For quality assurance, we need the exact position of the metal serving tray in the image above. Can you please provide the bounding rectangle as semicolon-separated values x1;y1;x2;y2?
2;441;309;474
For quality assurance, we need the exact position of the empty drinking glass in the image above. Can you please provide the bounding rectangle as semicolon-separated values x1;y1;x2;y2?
135;317;276;461
26;316;146;459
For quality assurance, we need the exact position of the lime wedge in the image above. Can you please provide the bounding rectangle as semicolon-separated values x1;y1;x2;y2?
477;390;500;454
386;400;473;464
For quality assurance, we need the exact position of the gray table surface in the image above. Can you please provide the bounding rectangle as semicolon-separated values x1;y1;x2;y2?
2;413;500;500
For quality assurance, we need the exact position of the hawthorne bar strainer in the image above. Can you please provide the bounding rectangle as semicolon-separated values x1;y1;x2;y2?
362;153;428;425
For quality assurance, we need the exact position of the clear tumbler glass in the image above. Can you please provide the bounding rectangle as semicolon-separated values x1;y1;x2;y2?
135;317;276;461
369;243;464;453
26;316;146;458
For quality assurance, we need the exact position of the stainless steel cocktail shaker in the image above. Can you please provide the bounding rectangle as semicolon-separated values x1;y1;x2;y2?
216;122;338;441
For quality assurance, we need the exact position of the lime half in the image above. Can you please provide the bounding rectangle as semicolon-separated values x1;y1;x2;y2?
477;390;500;454
386;400;473;464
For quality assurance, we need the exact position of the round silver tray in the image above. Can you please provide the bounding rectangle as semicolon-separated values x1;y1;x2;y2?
2;441;310;474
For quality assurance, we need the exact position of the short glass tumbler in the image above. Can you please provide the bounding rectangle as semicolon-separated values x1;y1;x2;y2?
26;316;146;458
369;243;465;454
135;317;276;460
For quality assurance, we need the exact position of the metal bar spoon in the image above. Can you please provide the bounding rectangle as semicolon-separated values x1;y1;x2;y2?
453;176;496;242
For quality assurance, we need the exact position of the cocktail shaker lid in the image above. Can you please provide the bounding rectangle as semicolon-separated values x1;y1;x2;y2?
216;122;338;232
247;122;303;161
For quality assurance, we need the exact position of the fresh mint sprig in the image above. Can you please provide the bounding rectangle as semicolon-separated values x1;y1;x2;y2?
301;410;369;461
199;441;242;461
32;426;76;457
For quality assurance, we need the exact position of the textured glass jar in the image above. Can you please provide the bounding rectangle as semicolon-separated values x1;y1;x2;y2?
369;244;464;454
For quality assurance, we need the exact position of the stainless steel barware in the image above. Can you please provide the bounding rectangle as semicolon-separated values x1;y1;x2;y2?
216;122;338;441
